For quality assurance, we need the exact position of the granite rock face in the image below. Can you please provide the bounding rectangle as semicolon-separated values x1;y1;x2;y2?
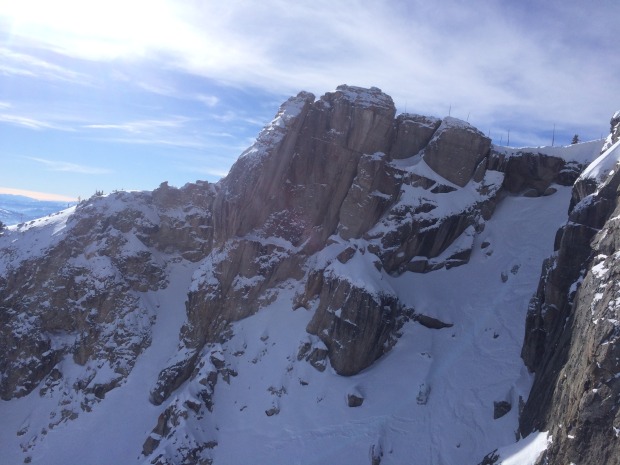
390;113;441;159
298;267;412;376
489;149;585;197
423;117;492;187
520;112;620;465
152;85;510;403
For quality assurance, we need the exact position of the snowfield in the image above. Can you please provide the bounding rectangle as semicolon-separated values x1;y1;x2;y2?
0;184;572;464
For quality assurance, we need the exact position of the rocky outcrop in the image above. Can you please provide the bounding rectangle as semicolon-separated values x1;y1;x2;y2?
337;152;401;240
212;86;395;248
299;269;413;376
390;113;441;159
143;348;221;464
519;113;620;465
0;185;215;402
489;149;584;196
423;117;491;188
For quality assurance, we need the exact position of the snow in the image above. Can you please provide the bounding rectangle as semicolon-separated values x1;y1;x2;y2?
495;139;605;165
494;431;550;465
146;186;570;465
334;85;393;110
435;115;483;134
578;138;620;183
0;148;581;464
0;194;75;226
239;92;313;164
0;258;200;465
0;205;75;274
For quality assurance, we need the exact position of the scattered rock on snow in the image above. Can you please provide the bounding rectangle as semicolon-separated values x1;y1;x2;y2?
493;401;512;419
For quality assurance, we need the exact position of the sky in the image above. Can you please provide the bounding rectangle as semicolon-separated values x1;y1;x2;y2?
0;0;618;201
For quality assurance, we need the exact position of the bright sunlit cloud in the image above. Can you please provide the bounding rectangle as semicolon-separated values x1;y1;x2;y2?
0;186;76;202
0;0;183;59
0;0;618;200
27;157;113;174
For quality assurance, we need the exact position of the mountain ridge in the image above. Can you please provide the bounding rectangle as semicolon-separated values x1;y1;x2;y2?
0;85;616;465
0;194;75;227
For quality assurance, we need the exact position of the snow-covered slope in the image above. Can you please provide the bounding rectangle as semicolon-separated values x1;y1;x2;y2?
0;184;574;465
0;194;75;226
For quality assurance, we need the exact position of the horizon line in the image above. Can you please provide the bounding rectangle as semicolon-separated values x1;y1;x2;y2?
0;187;77;202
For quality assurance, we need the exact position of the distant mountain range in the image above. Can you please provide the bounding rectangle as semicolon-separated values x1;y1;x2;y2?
0;194;75;226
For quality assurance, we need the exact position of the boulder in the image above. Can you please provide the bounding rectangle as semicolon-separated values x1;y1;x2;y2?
347;393;365;407
302;270;412;376
390;113;441;159
423;117;491;187
493;401;511;419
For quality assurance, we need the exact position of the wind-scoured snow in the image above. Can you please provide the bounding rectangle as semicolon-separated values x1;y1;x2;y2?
0;205;75;274
494;139;605;164
239;92;314;164
333;84;394;110
578;138;620;183
493;431;551;465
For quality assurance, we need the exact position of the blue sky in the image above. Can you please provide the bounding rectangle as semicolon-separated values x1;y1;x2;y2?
0;0;618;201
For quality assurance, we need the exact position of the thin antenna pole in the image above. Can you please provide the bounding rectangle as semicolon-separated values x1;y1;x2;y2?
507;129;510;147
467;112;470;122
448;105;451;117
552;124;555;147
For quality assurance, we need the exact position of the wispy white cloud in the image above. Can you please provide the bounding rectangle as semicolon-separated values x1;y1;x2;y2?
133;80;221;108
0;47;91;84
210;110;267;126
0;113;72;131
27;157;112;174
82;116;214;148
1;0;618;145
184;166;230;179
84;117;191;134
195;94;219;108
98;136;209;150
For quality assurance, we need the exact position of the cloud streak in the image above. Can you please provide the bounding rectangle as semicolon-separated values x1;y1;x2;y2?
1;0;618;147
0;47;91;84
27;157;112;174
0;112;71;130
84;117;191;134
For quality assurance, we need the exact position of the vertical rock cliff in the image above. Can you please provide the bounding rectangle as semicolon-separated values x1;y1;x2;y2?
520;112;620;465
